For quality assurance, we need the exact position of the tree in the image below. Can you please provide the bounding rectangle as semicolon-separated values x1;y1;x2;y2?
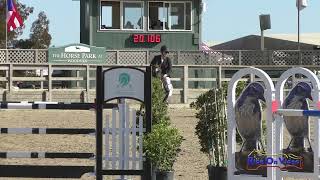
28;11;51;49
0;0;34;48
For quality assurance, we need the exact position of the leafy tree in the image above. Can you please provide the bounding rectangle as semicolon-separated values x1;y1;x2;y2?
0;0;34;48
29;11;51;49
15;11;51;49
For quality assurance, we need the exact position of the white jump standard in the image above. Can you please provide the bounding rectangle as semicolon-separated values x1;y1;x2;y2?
227;67;276;180
274;67;320;180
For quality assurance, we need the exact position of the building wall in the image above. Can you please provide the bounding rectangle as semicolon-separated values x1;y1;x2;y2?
211;35;317;50
81;0;201;50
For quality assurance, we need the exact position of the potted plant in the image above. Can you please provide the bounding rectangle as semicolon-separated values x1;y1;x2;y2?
143;121;183;180
191;81;267;180
191;87;228;180
137;77;172;179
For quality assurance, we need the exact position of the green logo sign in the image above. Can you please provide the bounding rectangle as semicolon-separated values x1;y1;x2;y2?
118;73;130;87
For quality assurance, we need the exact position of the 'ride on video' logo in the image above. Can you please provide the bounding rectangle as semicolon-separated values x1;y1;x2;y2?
246;150;304;171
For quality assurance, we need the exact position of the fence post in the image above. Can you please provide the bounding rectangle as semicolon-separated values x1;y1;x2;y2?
116;50;120;65
5;65;9;90
238;50;242;65
183;65;188;104
146;50;149;65
35;50;38;63
48;64;52;101
6;49;9;63
76;70;80;88
268;50;272;65
218;66;222;88
9;64;13;92
40;68;44;89
86;65;90;102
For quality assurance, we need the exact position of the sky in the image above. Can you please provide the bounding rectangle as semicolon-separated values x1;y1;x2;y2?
19;0;320;46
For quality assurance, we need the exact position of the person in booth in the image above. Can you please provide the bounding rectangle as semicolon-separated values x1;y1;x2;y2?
150;45;173;104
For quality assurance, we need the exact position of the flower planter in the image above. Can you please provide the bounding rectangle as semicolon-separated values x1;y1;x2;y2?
207;165;227;180
156;171;174;180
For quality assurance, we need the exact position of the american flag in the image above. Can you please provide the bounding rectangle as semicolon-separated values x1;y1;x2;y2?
200;43;214;54
7;0;23;32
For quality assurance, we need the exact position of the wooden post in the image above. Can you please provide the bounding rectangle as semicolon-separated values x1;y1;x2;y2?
218;66;222;88
40;69;44;89
76;70;80;88
116;50;120;65
239;50;242;65
48;64;52;101
86;65;90;102
9;64;13;92
183;65;188;104
5;65;9;90
146;50;149;65
35;50;38;63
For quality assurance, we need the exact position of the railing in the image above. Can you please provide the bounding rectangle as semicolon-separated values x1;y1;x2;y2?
1;49;320;65
0;49;320;103
0;63;320;103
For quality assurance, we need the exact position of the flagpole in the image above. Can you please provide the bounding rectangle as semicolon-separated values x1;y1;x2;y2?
298;0;300;50
5;0;7;49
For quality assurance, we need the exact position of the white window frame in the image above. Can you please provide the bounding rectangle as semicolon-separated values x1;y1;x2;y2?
148;1;192;32
100;0;144;31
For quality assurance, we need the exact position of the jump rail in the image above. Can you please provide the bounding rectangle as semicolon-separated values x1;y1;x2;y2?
0;128;146;135
0;102;117;110
0;101;118;179
276;109;320;117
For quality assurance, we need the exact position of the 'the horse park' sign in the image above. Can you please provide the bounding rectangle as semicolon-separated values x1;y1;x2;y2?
48;43;106;64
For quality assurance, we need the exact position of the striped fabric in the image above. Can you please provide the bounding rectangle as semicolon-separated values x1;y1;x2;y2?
7;0;23;32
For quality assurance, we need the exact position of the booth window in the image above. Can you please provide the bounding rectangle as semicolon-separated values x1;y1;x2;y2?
123;2;143;30
149;2;191;31
101;1;120;29
100;1;143;30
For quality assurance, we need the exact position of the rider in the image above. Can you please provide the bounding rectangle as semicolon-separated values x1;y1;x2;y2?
150;45;173;103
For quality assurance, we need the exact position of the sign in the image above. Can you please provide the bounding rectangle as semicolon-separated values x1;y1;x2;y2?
133;34;161;43
104;67;144;102
246;150;304;171
48;43;106;64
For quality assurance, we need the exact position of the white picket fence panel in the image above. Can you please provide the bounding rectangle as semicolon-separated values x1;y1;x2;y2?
104;104;145;171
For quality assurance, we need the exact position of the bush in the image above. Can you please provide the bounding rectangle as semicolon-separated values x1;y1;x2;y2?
137;77;170;126
143;121;183;172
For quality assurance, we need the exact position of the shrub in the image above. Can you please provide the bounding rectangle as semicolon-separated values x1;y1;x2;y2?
137;77;170;126
143;121;183;172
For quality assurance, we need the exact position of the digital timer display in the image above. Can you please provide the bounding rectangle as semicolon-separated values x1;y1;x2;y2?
133;34;161;43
